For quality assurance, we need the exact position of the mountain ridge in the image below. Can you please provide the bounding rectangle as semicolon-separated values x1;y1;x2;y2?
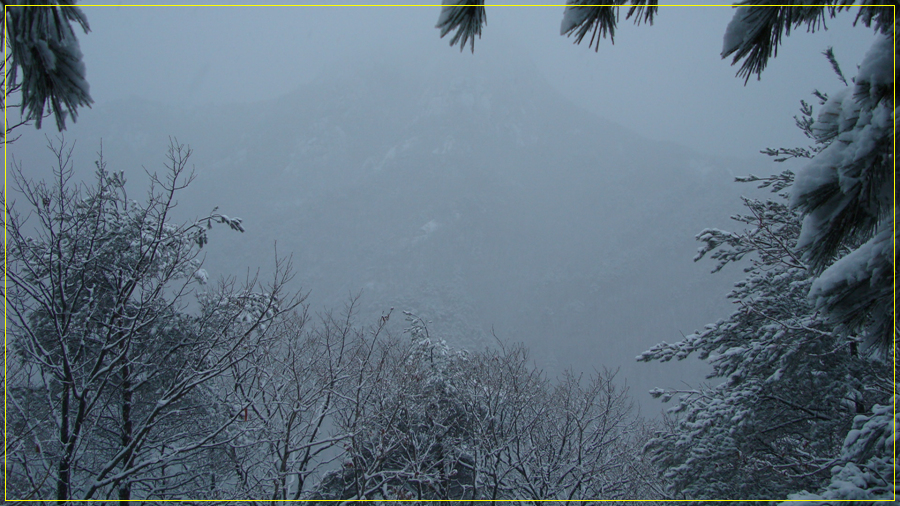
11;52;768;412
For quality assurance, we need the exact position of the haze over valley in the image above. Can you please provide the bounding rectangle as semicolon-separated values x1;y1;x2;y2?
11;49;767;409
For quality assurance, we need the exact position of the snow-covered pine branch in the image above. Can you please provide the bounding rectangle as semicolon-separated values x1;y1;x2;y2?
4;1;93;130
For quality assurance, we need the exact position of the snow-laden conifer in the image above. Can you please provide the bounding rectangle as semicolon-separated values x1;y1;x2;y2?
783;394;898;503
640;83;894;500
640;169;889;500
790;31;895;351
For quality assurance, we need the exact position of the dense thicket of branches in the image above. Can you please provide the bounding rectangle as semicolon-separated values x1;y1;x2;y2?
4;141;656;502
309;314;655;502
3;139;295;501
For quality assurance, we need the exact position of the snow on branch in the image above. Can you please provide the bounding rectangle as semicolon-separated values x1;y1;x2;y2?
560;0;656;50
435;0;486;53
6;1;93;130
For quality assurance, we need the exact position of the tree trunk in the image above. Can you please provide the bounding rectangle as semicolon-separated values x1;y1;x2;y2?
56;382;71;505
119;362;133;506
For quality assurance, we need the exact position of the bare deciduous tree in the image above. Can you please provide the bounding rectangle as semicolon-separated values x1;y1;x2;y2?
308;316;655;502
4;138;301;503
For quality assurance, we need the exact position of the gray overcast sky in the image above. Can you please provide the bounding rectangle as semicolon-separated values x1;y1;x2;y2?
74;1;878;158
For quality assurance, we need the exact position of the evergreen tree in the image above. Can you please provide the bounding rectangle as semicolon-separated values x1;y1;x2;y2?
639;169;890;500
784;393;898;503
640;84;894;501
790;31;895;351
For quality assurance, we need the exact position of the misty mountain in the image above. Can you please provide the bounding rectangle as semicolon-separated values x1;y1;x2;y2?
10;51;770;412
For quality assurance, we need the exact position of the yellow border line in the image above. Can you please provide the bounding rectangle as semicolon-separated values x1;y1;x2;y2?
2;2;896;503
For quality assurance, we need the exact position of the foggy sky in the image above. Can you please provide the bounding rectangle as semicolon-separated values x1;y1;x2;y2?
73;0;878;158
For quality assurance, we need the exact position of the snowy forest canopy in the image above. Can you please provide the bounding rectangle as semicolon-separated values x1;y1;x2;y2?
3;1;896;503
